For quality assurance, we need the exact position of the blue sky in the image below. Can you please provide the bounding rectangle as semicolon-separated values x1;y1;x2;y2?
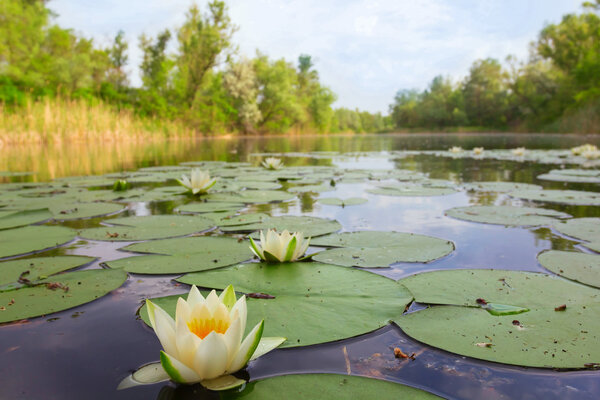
50;0;583;113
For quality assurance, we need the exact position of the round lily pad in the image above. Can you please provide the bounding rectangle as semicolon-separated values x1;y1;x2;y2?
221;215;342;238
78;215;214;241
367;184;457;197
215;213;270;227
219;374;441;399
141;262;412;347
463;182;542;192
311;231;454;267
207;190;295;204
537;169;600;184
538;250;600;289
106;236;251;274
397;269;600;368
0;226;75;258
0;208;52;230
553;218;600;243
0;256;95;288
49;202;125;220
445;206;570;227
509;189;600;206
176;202;244;214
288;184;335;193
0;268;127;323
317;197;368;207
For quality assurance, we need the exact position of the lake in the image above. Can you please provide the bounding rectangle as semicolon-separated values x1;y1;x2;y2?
1;133;599;399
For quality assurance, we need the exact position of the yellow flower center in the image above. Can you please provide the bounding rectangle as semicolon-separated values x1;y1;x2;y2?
187;317;230;339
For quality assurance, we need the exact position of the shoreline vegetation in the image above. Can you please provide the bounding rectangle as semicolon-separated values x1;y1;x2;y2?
0;1;599;143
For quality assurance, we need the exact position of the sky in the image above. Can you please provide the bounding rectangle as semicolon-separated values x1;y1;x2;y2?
49;0;583;114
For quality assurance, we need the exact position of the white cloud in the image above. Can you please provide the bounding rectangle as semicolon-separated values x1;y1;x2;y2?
49;0;582;113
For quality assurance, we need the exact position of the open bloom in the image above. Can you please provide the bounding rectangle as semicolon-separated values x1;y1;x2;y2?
177;169;217;195
449;146;463;153
262;157;284;170
472;147;484;155
582;149;600;160
571;144;598;155
511;147;526;157
145;285;281;388
249;229;310;262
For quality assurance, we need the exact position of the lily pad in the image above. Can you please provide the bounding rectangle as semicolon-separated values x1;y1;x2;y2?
106;236;252;274
49;202;125;220
0;208;52;230
537;250;600;289
206;190;295;204
537;169;600;184
219;374;441;399
176;202;244;214
367;184;457;197
288;184;335;193
508;189;600;206
463;182;542;192
397;269;600;368
0;255;95;288
317;197;368;207
215;213;270;227
78;215;214;241
0;268;127;323
0;226;75;258
553;218;600;243
445;206;570;227
221;216;341;238
141;262;412;347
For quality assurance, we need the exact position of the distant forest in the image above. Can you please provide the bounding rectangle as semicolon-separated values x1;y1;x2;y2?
1;0;599;136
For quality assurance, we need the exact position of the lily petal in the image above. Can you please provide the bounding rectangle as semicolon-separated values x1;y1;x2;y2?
160;351;201;384
226;320;264;374
193;331;229;380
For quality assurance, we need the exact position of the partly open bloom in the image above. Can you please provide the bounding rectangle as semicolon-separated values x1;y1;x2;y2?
249;229;310;262
582;149;600;160
262;157;284;170
177;169;217;195
472;147;484;155
145;285;282;389
571;144;598;156
449;146;463;153
511;147;526;157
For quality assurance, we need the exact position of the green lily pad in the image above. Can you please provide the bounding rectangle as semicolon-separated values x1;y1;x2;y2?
463;182;542;192
215;213;270;227
176;202;244;214
508;189;600;206
105;236;251;274
311;231;454;249
397;269;600;368
0;226;75;258
553;218;600;243
445;206;570;227
49;202;125;220
537;169;600;184
78;215;214;241
0;255;95;288
0;208;52;230
317;197;368;207
237;181;282;190
288;184;335;193
538;250;600;289
206;190;295;204
221;216;341;238
141;262;412;347
367;184;457;197
219;374;441;399
0;268;127;323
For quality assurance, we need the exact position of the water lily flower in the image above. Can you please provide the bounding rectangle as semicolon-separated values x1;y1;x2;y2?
571;144;598;155
145;285;284;390
262;157;284;170
582;149;600;160
472;147;484;155
249;229;310;262
449;146;463;153
113;179;129;191
177;169;217;195
511;147;526;157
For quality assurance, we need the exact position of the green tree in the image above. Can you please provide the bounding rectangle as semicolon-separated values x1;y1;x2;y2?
462;58;510;127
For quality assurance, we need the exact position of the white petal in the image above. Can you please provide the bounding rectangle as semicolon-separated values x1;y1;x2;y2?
222;317;242;365
205;290;220;313
187;285;205;309
160;351;201;384
175;297;191;324
175;316;199;366
230;295;247;336
193;332;229;380
226;320;264;374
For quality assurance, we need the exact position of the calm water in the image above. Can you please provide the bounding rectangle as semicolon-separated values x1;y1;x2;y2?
1;133;600;400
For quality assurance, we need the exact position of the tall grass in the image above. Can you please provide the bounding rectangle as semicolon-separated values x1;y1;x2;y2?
0;97;197;145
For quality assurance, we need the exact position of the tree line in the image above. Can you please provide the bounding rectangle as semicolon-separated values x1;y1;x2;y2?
390;0;600;133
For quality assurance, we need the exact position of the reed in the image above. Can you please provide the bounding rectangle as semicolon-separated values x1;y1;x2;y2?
0;97;197;145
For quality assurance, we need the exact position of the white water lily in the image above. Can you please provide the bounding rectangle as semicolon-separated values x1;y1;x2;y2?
249;229;310;262
262;157;284;170
511;147;526;156
582;149;600;160
177;169;217;195
473;147;484;155
449;146;463;153
144;285;284;390
571;144;598;155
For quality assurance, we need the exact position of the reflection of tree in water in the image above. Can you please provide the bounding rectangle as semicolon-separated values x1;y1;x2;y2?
532;227;579;251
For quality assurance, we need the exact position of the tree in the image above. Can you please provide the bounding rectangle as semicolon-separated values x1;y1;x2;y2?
462;58;510;127
107;30;129;90
223;58;261;133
